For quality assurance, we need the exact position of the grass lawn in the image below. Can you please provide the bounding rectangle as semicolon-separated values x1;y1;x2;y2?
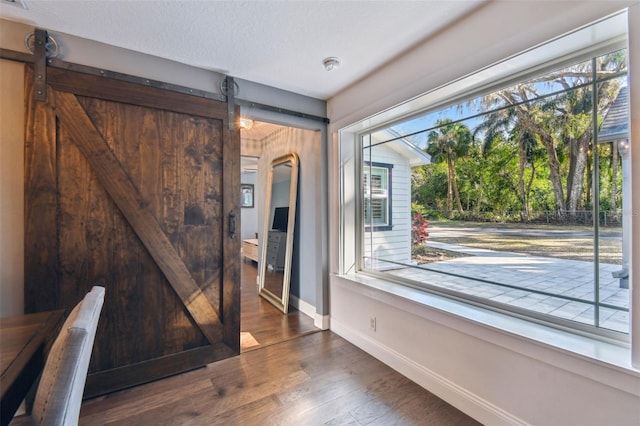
426;220;623;265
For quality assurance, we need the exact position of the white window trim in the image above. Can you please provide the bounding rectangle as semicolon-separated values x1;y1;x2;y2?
338;10;639;370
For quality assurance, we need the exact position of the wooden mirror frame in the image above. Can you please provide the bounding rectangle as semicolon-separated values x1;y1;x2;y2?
258;153;299;313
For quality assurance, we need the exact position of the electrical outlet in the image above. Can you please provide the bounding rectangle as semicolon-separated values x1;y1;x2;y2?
369;316;376;332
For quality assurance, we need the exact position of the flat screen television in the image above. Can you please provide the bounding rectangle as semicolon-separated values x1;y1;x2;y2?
272;207;289;232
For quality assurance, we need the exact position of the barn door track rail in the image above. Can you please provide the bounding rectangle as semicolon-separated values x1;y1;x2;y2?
1;28;329;123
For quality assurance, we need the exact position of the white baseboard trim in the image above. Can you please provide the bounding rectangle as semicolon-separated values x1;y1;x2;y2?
289;295;329;330
315;315;330;330
330;317;529;426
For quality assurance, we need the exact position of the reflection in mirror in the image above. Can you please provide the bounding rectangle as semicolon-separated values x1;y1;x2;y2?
258;153;299;313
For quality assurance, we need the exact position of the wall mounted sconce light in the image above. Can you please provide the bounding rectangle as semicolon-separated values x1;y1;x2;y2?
239;117;254;130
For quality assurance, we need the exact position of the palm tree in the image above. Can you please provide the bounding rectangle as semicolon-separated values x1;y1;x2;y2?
426;119;472;217
475;108;540;221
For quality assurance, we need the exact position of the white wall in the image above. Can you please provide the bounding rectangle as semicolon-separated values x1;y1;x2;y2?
0;59;25;318
327;1;640;424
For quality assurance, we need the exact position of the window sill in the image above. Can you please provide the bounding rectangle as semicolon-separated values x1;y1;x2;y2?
334;271;640;396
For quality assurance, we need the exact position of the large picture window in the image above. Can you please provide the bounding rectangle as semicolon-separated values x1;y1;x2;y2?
354;44;631;339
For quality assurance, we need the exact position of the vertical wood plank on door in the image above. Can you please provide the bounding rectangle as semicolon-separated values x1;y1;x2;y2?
222;109;241;353
180;115;224;306
24;67;59;313
56;121;95;305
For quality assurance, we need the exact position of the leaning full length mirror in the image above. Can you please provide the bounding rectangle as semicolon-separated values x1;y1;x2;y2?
258;153;299;313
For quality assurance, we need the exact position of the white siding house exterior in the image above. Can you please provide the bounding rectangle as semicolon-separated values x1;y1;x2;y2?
363;133;430;270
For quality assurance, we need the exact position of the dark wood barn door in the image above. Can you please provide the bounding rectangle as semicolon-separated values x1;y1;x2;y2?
24;66;240;397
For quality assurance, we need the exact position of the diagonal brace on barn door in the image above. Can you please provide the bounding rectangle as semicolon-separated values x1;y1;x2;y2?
55;91;223;344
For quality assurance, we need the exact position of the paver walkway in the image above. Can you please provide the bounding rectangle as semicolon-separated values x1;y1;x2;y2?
385;241;629;333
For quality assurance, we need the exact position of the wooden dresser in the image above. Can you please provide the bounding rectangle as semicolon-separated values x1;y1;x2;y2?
265;231;287;271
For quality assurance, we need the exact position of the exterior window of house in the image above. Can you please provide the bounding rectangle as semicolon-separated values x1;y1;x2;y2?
353;42;631;340
364;163;392;230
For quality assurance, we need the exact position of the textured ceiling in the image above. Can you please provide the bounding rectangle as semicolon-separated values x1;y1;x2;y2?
240;121;288;171
0;0;486;100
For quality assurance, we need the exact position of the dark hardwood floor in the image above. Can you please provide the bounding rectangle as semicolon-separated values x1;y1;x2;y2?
77;260;480;425
240;259;319;351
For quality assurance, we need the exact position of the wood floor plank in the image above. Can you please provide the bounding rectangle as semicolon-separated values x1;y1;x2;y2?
202;395;282;426
79;366;212;417
348;395;395;425
105;379;214;424
104;392;214;426
275;366;365;406
323;412;361;426
209;369;310;415
270;386;379;426
368;391;478;426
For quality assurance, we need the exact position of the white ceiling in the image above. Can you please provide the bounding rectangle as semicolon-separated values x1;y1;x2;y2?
0;0;486;100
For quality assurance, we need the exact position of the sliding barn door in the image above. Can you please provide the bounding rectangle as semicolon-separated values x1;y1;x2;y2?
24;66;240;397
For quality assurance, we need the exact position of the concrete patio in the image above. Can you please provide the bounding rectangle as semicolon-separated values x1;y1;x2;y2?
384;241;629;333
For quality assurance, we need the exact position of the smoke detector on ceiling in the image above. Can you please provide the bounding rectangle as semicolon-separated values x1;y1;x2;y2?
2;0;28;10
322;57;341;72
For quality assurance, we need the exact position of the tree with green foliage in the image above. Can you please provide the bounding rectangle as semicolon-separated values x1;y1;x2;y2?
411;162;448;212
409;51;626;223
426;119;473;217
474;106;543;220
476;52;625;219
